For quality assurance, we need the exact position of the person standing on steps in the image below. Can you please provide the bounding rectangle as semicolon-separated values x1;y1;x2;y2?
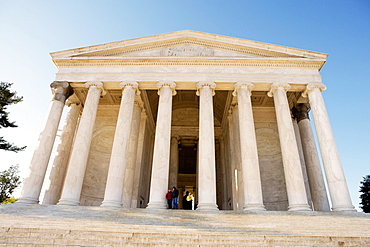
166;189;172;209
172;187;179;209
183;191;193;210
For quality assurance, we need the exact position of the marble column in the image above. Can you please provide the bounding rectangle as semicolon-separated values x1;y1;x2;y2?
303;83;355;211
268;83;311;211
232;105;244;210
169;136;179;188
131;108;147;208
147;82;176;209
196;82;218;211
101;82;139;208
219;135;228;210
292;103;330;211
233;82;265;211
42;101;81;205
292;118;313;208
58;82;103;206
122;97;142;208
17;81;73;204
227;106;239;210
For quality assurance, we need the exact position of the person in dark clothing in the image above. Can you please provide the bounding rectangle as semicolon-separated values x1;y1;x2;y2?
172;187;179;209
166;189;172;209
183;191;192;210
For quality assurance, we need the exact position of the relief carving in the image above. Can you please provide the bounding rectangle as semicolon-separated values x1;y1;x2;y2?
160;45;214;57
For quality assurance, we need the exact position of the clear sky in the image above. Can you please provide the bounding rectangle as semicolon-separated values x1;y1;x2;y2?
0;1;369;210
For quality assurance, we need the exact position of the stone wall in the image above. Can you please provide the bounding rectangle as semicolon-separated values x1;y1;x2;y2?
254;107;288;211
80;106;119;206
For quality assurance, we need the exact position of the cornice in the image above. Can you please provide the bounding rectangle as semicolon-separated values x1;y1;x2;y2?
53;57;325;69
50;30;328;60
70;37;302;58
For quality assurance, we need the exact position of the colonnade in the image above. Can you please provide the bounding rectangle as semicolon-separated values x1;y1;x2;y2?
17;81;355;212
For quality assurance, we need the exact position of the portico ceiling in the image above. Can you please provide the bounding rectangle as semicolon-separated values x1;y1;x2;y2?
70;87;303;127
146;90;230;125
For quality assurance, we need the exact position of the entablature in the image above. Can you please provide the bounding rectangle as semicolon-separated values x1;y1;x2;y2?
67;81;310;92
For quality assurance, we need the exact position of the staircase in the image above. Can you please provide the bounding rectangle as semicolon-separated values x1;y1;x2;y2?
1;204;369;246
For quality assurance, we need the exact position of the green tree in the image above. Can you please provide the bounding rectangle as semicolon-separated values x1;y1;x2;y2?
359;175;370;213
0;81;26;152
0;164;21;203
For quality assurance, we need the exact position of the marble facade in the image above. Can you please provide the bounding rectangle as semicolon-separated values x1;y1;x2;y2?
17;30;355;212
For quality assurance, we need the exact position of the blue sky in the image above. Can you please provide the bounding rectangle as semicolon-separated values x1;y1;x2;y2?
0;1;369;210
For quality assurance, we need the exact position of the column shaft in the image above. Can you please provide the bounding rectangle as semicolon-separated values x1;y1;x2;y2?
58;82;102;206
169;136;179;188
268;83;311;211
122;99;142;208
227;107;239;210
131;109;147;208
304;84;355;211
18;82;72;204
43;102;81;205
219;136;228;210
101;82;138;208
196;82;218;211
293;103;330;211
232;105;244;210
147;82;176;209
292;118;313;208
234;83;265;211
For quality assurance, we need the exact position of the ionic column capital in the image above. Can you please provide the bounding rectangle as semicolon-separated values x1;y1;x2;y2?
50;81;70;89
141;107;147;116
156;81;177;96
196;81;216;96
292;103;311;123
65;99;81;107
119;81;140;95
50;81;74;103
85;81;106;96
232;82;254;96
171;136;180;146
227;106;235;118
134;100;145;110
267;83;291;97
302;83;327;98
171;135;180;141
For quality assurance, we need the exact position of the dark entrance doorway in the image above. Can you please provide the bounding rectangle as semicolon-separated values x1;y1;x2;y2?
177;138;197;209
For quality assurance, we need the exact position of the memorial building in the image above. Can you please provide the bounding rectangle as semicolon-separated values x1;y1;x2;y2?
17;30;355;212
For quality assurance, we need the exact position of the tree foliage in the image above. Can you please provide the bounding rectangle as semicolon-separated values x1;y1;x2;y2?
0;81;26;152
359;175;370;213
0;164;21;203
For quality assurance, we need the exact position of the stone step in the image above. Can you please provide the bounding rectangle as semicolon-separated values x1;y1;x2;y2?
1;237;368;247
1;205;370;246
1;227;369;246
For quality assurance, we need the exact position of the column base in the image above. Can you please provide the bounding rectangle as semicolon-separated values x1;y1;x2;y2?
57;198;80;206
243;204;266;211
196;203;219;211
100;200;123;209
332;205;356;212
146;201;167;209
16;197;39;205
288;204;312;211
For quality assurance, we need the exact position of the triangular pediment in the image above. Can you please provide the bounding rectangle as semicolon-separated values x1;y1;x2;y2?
93;42;268;58
51;30;327;60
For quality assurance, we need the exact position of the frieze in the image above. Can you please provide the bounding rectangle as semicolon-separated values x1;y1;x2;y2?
54;59;324;69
